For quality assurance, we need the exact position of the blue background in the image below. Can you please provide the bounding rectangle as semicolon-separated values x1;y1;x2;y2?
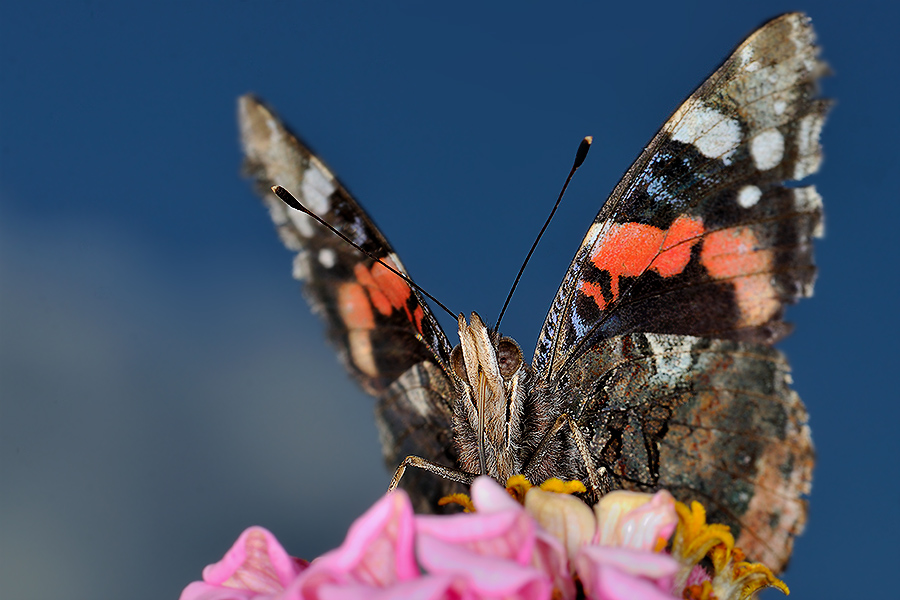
2;2;897;599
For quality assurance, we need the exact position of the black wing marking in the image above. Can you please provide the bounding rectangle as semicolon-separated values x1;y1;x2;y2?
534;13;828;382
240;95;453;394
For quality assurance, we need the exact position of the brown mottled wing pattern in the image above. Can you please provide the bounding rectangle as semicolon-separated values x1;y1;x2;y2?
557;334;812;571
239;96;459;503
533;14;826;571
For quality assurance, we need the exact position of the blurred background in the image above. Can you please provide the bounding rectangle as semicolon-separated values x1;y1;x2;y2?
2;1;897;598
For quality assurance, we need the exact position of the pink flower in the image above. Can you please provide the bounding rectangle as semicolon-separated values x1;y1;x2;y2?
179;526;307;600
593;490;678;552
285;491;429;599
522;483;679;600
183;477;785;600
415;477;552;599
574;546;678;600
525;487;596;561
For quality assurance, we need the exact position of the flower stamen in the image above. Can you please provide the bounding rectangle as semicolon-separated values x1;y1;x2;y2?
437;493;475;512
671;500;789;600
683;579;716;600
539;478;588;495
505;474;533;503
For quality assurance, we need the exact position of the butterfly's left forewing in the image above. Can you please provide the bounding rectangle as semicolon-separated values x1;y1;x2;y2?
239;96;460;505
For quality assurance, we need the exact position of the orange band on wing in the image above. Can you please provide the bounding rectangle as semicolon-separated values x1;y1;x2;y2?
337;281;376;329
337;281;379;377
371;260;413;311
351;259;425;335
579;216;705;310
700;227;779;326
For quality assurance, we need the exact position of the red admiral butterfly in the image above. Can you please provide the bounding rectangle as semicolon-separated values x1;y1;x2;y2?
239;13;827;572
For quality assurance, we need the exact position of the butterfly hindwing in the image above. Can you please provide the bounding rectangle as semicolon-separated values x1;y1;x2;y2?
534;13;828;380
376;360;463;509
557;333;812;571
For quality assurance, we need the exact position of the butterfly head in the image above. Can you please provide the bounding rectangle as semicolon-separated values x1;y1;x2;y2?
450;312;528;480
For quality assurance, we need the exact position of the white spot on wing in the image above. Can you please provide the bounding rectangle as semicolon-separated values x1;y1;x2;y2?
387;252;408;274
790;14;818;73
737;185;762;208
583;222;605;248
794;113;824;179
794;187;824;238
793;186;822;213
318;248;336;268
301;161;336;216
349;330;378;377
265;116;282;145
276;224;304;252
774;100;787;115
292;251;311;281
645;335;694;380
796;113;823;155
669;105;742;162
750;128;784;170
287;208;316;238
283;159;337;238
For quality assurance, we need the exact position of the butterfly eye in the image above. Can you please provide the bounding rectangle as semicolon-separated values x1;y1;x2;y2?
497;338;522;380
450;345;467;382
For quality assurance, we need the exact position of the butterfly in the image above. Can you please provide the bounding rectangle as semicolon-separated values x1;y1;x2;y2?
238;12;828;572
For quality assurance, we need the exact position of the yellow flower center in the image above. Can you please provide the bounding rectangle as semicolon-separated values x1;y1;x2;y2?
438;479;792;600
671;501;789;600
439;475;587;509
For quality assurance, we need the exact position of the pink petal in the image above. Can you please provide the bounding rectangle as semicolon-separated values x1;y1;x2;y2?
289;491;419;599
417;533;550;599
594;490;677;552
617;491;677;552
179;581;268;600
302;575;464;600
532;529;576;600
416;478;535;565
524;487;595;561
582;564;676;600
417;510;534;564
469;476;522;513
321;490;419;582
682;564;712;589
180;527;306;600
575;546;678;596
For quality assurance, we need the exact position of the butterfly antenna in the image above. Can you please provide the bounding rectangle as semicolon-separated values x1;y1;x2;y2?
271;185;457;320
494;136;592;331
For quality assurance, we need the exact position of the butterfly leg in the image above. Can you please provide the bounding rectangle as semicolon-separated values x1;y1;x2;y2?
522;413;609;503
565;415;612;503
387;455;477;493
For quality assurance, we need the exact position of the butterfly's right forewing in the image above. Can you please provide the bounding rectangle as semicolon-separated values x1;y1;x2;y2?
531;13;826;572
534;13;828;380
